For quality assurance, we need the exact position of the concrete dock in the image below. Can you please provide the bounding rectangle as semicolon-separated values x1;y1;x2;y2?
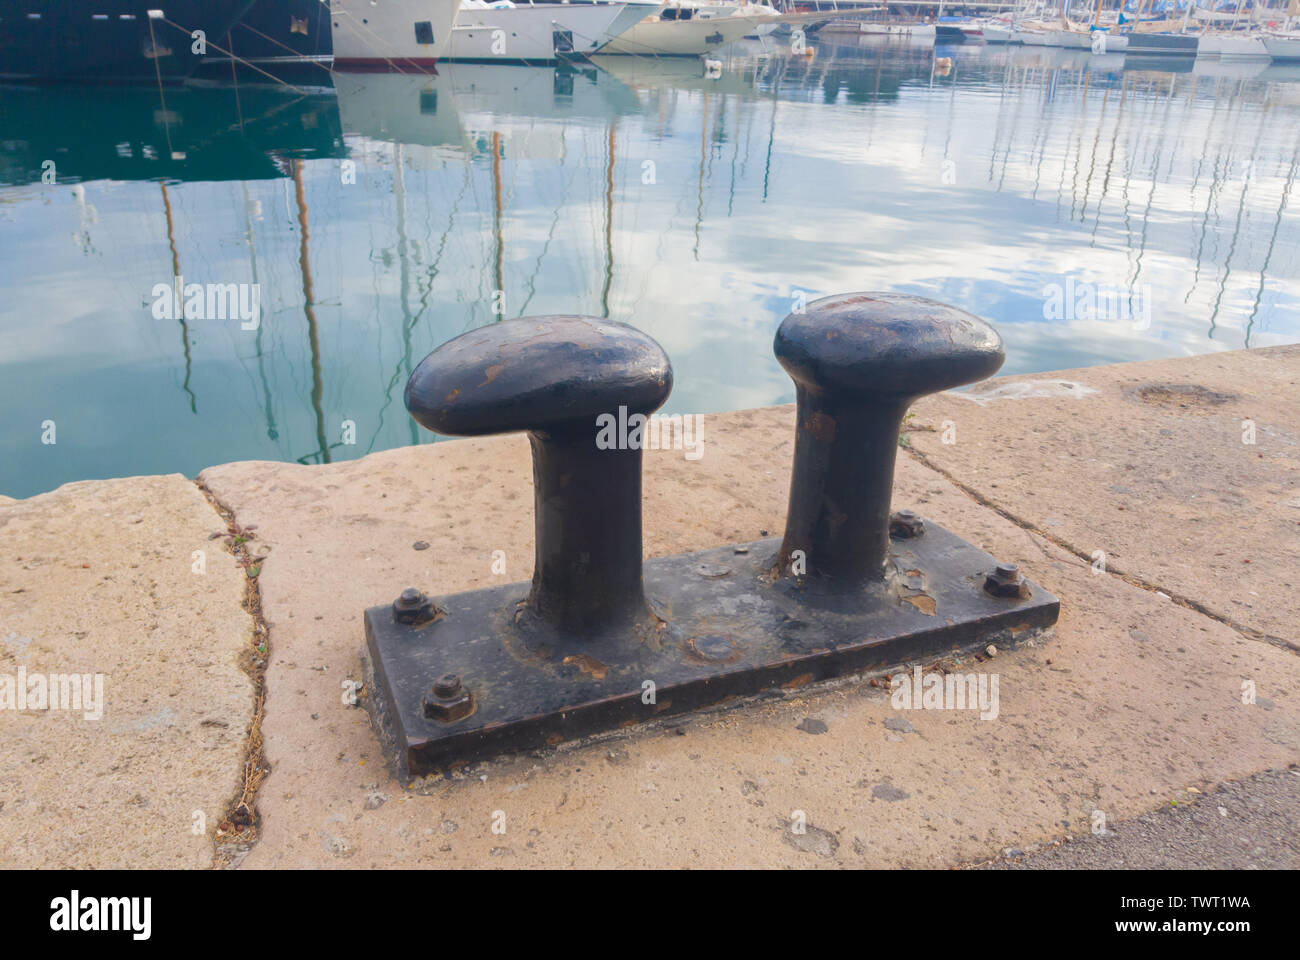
2;344;1296;868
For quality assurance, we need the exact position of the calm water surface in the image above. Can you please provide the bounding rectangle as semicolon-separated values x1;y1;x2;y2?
2;37;1299;497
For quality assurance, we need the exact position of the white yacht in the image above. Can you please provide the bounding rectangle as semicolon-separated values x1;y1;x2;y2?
599;2;760;55
1197;33;1270;60
858;22;936;37
1263;31;1300;62
329;0;463;68
447;0;644;62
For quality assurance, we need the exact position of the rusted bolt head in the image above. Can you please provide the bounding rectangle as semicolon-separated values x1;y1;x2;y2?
889;509;925;539
985;564;1027;598
432;673;462;698
393;588;441;625
423;676;474;723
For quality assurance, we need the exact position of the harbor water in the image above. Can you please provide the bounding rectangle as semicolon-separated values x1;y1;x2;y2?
2;37;1298;498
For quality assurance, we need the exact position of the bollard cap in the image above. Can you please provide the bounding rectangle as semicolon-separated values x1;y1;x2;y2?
406;316;673;436
774;293;1004;400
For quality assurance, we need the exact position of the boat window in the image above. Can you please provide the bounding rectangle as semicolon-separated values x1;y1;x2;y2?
553;30;574;54
414;20;435;44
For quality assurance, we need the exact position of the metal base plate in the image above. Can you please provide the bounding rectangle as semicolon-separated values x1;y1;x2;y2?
363;522;1059;777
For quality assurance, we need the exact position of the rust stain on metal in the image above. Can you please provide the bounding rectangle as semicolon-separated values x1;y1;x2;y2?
478;362;506;387
802;410;837;444
562;653;610;680
780;673;816;690
901;592;937;616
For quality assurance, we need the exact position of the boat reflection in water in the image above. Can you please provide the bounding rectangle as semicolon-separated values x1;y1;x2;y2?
0;82;344;184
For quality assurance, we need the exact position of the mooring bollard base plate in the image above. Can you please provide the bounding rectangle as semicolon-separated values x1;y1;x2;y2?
363;522;1059;778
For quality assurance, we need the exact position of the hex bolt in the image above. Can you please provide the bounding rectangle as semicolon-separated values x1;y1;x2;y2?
393;587;439;625
985;563;1029;599
432;673;462;698
773;293;1004;587
890;509;925;539
422;675;474;723
405;316;672;636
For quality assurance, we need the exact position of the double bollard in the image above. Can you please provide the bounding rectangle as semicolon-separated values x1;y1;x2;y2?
363;293;1060;777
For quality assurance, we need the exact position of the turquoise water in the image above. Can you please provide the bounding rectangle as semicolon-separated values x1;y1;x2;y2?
2;37;1298;498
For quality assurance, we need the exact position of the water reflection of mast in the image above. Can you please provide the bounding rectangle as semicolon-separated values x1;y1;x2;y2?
1208;90;1273;338
694;92;708;261
602;120;616;318
1078;82;1109;222
520;135;568;317
373;155;475;452
292;158;330;464
1030;67;1057;201
393;142;420;445
1127;75;1179;298
492;130;505;306
1244;140;1298;348
241;181;278;441
762;59;789;203
1186;80;1248;304
160;183;198;413
1091;74;1130;243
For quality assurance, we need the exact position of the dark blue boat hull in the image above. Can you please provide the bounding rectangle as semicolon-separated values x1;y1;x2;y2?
197;0;334;81
0;1;254;80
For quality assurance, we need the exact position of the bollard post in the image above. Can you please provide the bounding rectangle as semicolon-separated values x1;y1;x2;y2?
773;292;1005;587
404;315;671;637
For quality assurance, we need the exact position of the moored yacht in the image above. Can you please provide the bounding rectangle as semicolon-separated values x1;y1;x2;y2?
0;1;255;81
328;0;462;69
198;0;334;80
446;0;644;63
1123;20;1198;56
598;2;758;55
1196;33;1269;60
1262;31;1300;62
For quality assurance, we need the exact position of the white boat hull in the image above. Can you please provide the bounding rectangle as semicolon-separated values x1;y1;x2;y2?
1019;30;1060;47
1198;34;1269;59
1263;34;1300;62
329;0;462;67
447;4;627;61
858;23;935;37
600;14;755;55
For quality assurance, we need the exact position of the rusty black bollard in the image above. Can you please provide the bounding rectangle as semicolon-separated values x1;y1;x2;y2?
364;297;1056;779
404;315;671;636
774;293;1004;587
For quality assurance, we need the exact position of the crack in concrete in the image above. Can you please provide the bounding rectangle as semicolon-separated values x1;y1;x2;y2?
193;478;272;870
903;444;1298;656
